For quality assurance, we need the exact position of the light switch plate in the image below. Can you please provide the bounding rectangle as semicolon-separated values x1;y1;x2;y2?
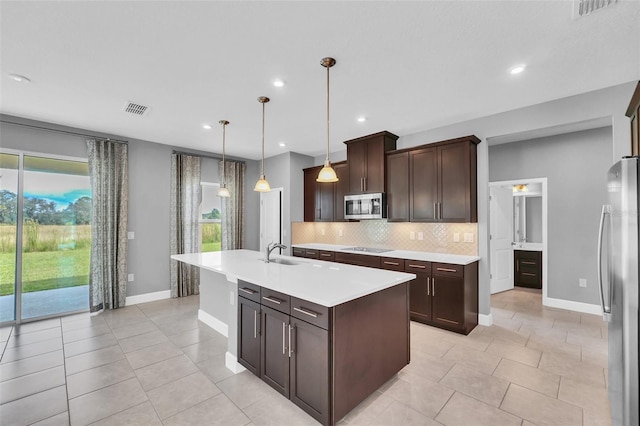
579;278;587;288
128;232;135;240
463;233;474;243
453;233;460;242
417;232;424;241
338;229;343;237
320;228;325;236
128;274;134;282
410;231;415;240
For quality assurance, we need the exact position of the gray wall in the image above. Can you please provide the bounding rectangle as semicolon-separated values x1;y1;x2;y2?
0;114;260;297
526;196;543;243
489;127;612;304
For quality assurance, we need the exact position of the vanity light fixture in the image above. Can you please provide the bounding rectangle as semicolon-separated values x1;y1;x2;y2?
513;184;528;192
254;96;271;192
217;120;231;198
316;57;339;183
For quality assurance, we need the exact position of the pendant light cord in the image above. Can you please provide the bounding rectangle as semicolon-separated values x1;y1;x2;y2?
261;101;266;176
221;122;226;185
326;62;330;162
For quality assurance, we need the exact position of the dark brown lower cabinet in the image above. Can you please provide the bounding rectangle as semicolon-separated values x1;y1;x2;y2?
238;279;409;425
514;250;542;289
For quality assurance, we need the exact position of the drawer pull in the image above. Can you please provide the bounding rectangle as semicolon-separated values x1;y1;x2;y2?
293;307;319;318
436;267;457;273
239;287;257;295
320;253;332;257
522;272;537;277
408;264;426;269
521;261;536;265
263;296;283;305
384;261;399;266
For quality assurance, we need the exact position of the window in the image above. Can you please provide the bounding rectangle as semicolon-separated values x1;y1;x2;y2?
200;182;221;252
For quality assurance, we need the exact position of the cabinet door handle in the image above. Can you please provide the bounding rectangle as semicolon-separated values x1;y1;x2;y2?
253;310;257;339
293;307;319;318
288;324;294;357
384;261;399;266
436;267;457;273
521;261;536;265
439;202;442;220
434;203;437;220
364;176;367;192
522;272;537;277
282;322;286;355
263;296;283;305
432;278;435;296
361;177;364;192
427;277;430;296
239;287;257;295
320;253;332;257
408;264;426;269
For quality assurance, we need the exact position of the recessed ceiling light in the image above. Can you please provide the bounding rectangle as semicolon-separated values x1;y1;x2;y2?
273;79;285;87
8;73;31;83
509;65;526;75
357;116;367;123
202;124;212;130
278;142;286;147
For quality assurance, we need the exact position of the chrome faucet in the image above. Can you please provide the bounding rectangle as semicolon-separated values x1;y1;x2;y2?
265;242;287;263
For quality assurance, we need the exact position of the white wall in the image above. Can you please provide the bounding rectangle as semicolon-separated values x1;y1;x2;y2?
0;114;261;297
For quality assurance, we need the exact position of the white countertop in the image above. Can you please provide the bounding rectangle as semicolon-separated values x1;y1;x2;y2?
512;242;543;252
172;249;415;307
292;243;481;265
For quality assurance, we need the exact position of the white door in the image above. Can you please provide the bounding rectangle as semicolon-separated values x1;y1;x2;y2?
490;186;514;294
260;188;283;254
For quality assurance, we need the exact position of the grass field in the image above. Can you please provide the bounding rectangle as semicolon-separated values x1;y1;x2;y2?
0;223;221;296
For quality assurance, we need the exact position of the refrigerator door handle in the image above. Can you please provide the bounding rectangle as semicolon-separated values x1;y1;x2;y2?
597;204;612;322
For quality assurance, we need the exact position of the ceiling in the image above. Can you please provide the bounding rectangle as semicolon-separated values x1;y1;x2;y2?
1;1;638;160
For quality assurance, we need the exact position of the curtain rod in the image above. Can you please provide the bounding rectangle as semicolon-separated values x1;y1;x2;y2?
1;119;129;144
172;150;248;165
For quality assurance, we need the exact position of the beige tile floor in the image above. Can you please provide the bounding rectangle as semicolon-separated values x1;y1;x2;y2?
0;288;610;425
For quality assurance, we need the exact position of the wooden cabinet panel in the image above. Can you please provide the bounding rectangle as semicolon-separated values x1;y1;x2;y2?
431;274;465;329
318;250;335;262
345;131;398;194
261;288;290;314
439;142;471;222
289;317;330;425
303;161;347;223
334;252;381;268
261;305;290;397
380;257;405;271
292;247;305;258
626;81;640;156
317;180;335;222
237;297;261;376
303;167;318;222
304;249;319;259
410;147;438;222
386;152;409;222
291;297;330;330
333;162;350;222
514;250;542;289
237;280;261;303
409;275;431;323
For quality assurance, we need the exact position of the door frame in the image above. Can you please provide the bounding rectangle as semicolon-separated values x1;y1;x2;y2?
259;187;284;255
489;178;548;302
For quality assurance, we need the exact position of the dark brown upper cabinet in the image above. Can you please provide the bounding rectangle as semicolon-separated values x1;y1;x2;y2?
626;81;640;156
345;131;398;194
303;161;348;223
407;136;480;223
385;151;410;222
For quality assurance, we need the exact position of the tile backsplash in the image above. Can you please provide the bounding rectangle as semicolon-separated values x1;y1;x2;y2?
291;221;478;256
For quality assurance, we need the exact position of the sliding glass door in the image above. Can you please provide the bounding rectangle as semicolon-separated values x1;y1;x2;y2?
0;151;91;323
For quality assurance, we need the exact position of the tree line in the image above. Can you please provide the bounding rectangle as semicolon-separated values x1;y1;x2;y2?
0;190;91;225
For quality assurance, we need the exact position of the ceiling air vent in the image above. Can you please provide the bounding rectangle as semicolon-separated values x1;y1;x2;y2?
123;101;149;116
574;0;617;18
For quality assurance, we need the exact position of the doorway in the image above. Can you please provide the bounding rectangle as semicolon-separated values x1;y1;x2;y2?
259;188;283;255
489;178;548;301
0;150;91;324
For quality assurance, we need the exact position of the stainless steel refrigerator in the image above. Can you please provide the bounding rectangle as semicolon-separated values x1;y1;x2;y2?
599;156;639;426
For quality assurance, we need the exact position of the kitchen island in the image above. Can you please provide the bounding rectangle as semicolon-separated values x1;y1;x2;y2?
172;249;416;425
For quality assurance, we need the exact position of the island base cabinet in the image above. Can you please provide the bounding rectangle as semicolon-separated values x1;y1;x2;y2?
261;306;290;397
409;275;431;323
238;297;261;376
290;318;330;425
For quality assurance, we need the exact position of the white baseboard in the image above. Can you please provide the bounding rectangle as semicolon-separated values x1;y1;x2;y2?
543;296;602;316
478;313;493;326
126;290;171;306
225;352;246;374
198;309;228;337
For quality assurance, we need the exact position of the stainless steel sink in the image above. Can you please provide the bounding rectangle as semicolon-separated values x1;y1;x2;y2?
258;258;300;266
343;246;392;254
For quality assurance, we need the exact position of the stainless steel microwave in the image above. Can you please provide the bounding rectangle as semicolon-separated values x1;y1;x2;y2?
344;193;387;220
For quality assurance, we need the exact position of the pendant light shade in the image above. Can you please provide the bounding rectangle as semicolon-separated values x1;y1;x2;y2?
316;57;339;183
254;96;271;192
217;120;231;198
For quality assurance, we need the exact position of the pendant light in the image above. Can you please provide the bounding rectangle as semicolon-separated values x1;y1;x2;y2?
217;120;231;198
254;96;271;192
316;57;339;183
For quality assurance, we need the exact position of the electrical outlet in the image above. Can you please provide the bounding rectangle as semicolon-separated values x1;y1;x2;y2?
417;232;424;241
338;229;343;237
320;228;325;236
229;291;235;305
579;278;587;288
128;231;135;240
453;233;460;243
410;231;415;240
463;233;474;243
128;274;134;282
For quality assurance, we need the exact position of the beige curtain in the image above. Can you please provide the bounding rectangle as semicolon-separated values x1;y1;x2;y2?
170;154;202;297
87;139;129;312
219;160;245;250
